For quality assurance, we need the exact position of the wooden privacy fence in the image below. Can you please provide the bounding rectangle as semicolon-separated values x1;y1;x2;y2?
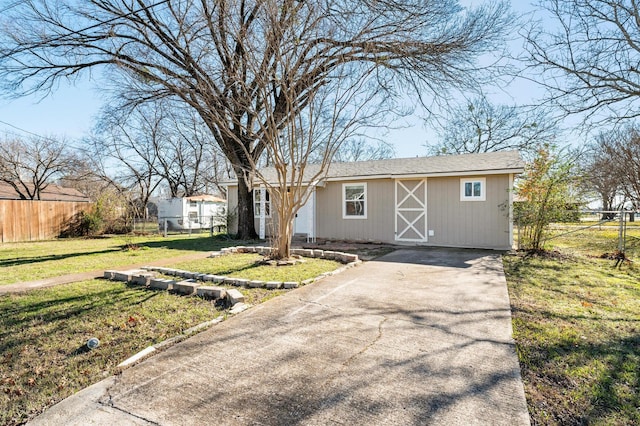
0;200;92;243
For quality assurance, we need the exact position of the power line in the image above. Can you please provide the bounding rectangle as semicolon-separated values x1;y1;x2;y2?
0;119;94;154
0;119;54;140
0;1;174;143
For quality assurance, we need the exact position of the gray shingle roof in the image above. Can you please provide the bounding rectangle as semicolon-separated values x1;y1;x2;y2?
238;151;524;184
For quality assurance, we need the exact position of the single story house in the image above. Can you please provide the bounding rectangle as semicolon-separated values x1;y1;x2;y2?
225;151;525;250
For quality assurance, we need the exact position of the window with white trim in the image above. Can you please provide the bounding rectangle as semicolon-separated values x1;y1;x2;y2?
253;189;271;217
460;178;486;201
343;183;367;218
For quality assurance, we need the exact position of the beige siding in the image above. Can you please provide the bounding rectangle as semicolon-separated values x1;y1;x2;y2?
426;175;511;249
316;179;395;242
230;174;513;249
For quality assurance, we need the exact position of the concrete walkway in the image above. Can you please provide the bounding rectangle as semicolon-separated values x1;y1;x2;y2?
0;252;213;294
29;248;530;425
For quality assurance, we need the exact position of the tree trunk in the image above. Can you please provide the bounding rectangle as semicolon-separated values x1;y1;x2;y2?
271;195;294;260
236;175;258;240
275;211;293;260
272;224;292;260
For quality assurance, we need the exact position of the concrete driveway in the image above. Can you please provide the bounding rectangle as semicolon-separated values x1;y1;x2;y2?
30;248;530;425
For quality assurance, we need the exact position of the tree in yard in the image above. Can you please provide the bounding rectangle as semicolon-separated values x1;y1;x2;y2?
0;0;513;240
582;131;626;217
252;49;389;258
514;146;582;251
57;154;113;202
426;95;557;158
588;125;640;210
0;135;81;200
524;0;640;123
91;100;230;221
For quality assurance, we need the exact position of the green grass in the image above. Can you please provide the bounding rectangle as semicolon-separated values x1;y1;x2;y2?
544;224;640;259
0;280;224;425
0;234;240;285
171;253;342;283
0;278;295;426
0;239;345;425
504;232;640;425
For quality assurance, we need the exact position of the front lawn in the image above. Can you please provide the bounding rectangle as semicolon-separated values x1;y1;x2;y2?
0;234;238;285
504;231;640;425
0;280;224;425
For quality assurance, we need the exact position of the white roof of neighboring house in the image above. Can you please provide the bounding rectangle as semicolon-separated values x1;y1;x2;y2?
183;195;226;203
225;151;525;185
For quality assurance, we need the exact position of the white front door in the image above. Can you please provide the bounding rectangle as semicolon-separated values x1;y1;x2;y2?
294;191;315;239
395;179;427;242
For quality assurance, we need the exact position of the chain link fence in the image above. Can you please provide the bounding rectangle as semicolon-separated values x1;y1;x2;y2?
131;215;227;236
516;209;640;259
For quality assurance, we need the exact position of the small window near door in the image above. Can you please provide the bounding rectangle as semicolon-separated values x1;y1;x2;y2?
343;183;367;219
460;178;486;201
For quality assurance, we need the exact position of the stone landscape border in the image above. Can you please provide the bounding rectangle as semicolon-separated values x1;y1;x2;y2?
103;247;361;369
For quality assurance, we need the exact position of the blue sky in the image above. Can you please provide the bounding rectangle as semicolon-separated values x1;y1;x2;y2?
0;1;542;159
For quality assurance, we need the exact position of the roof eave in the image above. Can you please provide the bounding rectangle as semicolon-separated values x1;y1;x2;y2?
324;168;525;182
224;168;524;187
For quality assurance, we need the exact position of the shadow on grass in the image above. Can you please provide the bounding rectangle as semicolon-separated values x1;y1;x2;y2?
0;236;253;269
0;248;121;267
0;285;155;355
520;330;640;424
137;235;259;252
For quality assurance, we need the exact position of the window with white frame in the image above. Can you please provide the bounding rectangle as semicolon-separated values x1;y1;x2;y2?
460;178;486;201
253;189;271;217
343;183;367;218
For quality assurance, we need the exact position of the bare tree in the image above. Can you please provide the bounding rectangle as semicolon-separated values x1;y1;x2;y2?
524;0;640;124
0;135;80;200
252;50;388;258
0;0;513;239
92;100;230;215
582;133;625;216
590;125;640;209
57;154;113;201
426;95;557;158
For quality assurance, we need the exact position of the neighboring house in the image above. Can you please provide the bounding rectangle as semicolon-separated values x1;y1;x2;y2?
158;195;227;231
0;182;90;202
225;151;525;250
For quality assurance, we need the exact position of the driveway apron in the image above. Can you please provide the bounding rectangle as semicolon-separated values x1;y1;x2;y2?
30;248;530;426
